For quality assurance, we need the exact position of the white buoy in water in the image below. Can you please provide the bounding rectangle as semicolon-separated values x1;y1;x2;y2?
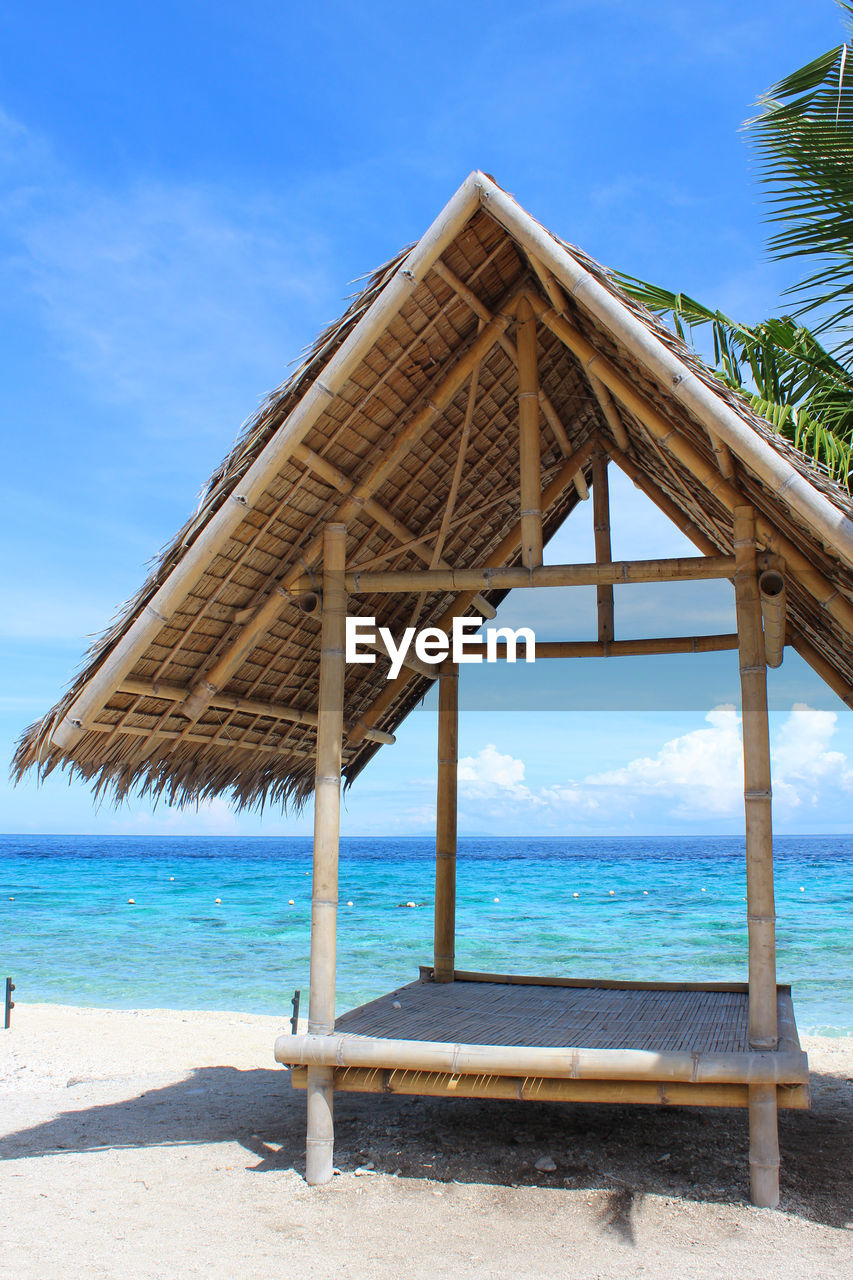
215;898;222;905
643;890;649;895
572;892;579;898
347;900;353;907
288;899;295;905
609;890;615;896
800;886;805;892
406;901;416;908
169;876;175;881
493;897;500;903
127;899;135;905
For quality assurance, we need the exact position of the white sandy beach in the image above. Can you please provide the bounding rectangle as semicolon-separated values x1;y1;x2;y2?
1;1004;850;1279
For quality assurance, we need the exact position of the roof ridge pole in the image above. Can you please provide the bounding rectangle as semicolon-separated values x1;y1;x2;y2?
433;660;459;983
592;450;614;644
516;296;543;569
734;504;780;1209
305;522;347;1186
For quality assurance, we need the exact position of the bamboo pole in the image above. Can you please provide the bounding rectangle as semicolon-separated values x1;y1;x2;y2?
305;523;347;1187
734;504;780;1209
592;453;614;643
331;555;735;596
516;297;543;569
531;296;853;639
277;1032;808;1085
288;1066;810;1110
433;662;458;982
758;569;787;669
458;634;738;659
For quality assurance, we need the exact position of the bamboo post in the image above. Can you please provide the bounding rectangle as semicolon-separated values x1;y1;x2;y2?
305;523;347;1186
734;505;780;1208
433;661;458;982
516;297;543;569
592;453;614;643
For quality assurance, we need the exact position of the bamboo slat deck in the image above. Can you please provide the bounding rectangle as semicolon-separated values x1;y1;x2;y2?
332;977;794;1056
285;975;809;1111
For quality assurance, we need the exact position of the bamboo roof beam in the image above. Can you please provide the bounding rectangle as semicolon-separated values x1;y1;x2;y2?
462;634;738;658
433;258;588;497
179;293;521;723
516;296;543;569
529;295;853;640
304;555;735;596
85;720;327;759
117;677;395;745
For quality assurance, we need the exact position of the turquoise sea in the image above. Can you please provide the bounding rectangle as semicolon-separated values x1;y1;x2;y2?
1;835;851;1036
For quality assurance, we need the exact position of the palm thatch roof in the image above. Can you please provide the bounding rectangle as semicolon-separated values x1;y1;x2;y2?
13;172;853;810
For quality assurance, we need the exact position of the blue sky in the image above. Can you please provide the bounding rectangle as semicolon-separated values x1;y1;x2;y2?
2;0;853;837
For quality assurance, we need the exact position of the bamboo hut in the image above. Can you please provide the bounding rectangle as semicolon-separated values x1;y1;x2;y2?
15;172;853;1208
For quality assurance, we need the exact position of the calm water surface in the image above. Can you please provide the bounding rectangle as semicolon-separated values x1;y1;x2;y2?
1;835;850;1035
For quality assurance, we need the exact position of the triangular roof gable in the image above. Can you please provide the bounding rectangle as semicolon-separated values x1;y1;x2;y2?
14;172;853;809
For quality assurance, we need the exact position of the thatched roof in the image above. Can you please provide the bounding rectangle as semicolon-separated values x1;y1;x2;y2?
13;172;853;811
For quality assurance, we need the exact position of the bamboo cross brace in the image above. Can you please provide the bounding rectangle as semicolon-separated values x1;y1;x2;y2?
177;291;522;724
433;258;588;496
344;435;605;744
529;295;853;640
301;555;735;596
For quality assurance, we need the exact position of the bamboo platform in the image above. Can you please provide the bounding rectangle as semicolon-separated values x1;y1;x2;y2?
282;972;810;1111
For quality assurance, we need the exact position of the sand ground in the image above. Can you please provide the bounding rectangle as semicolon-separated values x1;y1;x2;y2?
1;1003;850;1279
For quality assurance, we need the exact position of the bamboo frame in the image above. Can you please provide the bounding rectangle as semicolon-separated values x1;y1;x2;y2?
278;1032;808;1086
288;1066;809;1110
305;523;347;1186
592;453;614;643
345;437;599;745
516;296;544;569
330;555;735;596
458;634;738;658
734;504;780;1209
49;175;491;752
531;295;853;640
479;172;853;568
433;662;458;982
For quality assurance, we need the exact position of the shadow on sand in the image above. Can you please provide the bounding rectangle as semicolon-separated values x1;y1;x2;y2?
2;1063;850;1234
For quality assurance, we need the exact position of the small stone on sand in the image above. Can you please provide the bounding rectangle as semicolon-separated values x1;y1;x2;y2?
534;1156;557;1172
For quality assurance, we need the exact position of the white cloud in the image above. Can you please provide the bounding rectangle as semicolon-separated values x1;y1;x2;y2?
456;705;853;828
